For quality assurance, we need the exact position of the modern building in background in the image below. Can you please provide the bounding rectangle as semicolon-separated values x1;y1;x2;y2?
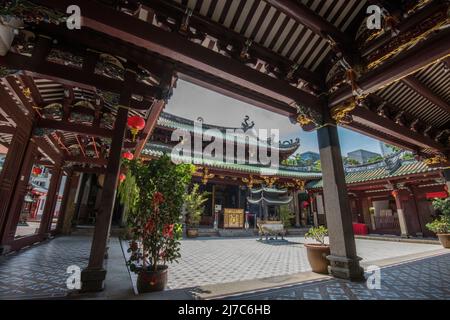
347;149;382;164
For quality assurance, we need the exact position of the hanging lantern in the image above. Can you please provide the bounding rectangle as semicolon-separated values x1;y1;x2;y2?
122;151;134;161
127;116;145;142
302;201;309;208
119;173;126;183
32;167;42;176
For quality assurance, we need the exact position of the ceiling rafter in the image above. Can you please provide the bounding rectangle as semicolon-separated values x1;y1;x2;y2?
140;0;324;89
264;0;350;47
28;0;323;117
401;76;450;114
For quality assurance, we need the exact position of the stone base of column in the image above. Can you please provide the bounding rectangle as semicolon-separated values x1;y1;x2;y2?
81;268;107;292
0;245;11;256
327;255;365;281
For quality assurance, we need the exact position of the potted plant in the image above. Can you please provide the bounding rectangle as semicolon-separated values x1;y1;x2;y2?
184;184;209;238
426;198;450;248
118;154;194;293
304;226;330;274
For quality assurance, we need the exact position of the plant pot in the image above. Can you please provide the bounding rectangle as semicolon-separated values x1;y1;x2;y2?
186;228;199;238
137;265;168;293
437;234;450;248
305;244;331;274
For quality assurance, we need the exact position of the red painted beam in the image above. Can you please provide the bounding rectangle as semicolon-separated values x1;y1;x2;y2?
0;52;162;101
351;107;444;151
36;119;114;139
30;0;322;117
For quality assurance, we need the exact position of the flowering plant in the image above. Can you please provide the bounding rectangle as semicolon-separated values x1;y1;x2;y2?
118;154;194;273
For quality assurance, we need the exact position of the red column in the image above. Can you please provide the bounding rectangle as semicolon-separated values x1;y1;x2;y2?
81;69;136;292
392;189;409;237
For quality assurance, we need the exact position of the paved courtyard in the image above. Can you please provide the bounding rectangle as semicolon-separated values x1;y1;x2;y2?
0;236;91;299
122;236;442;290
0;234;446;299
226;252;450;300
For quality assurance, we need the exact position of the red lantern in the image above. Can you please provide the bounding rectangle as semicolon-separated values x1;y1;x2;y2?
32;167;42;176
122;151;134;161
119;173;126;183
127;116;145;142
302;201;309;208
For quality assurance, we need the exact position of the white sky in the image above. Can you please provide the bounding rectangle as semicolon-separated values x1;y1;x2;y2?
165;80;383;156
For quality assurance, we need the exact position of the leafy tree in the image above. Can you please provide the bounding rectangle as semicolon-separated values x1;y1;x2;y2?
402;152;414;161
385;144;401;153
279;205;295;228
313;160;321;171
118;155;194;273
367;156;384;163
343;157;360;166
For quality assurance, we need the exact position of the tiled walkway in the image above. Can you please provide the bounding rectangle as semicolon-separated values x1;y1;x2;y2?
0;234;446;299
226;252;450;300
143;237;441;290
0;236;91;299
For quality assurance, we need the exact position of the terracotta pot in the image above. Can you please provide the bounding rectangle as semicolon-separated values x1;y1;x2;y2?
186;228;199;238
437;234;450;249
305;244;331;274
137;265;168;293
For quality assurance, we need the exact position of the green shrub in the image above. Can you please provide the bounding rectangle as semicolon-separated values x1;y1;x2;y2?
305;226;328;245
279;205;295;228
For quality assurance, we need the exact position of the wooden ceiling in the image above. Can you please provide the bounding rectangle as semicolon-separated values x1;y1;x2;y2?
0;0;449;168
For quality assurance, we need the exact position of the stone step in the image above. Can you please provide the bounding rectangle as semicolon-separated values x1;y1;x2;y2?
218;229;258;237
197;228;219;237
286;228;309;236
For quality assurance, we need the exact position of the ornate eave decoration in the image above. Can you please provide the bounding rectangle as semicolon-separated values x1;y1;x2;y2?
0;1;66;25
366;8;449;70
423;153;449;167
242;175;255;189
293;103;323;131
262;176;278;188
331;99;358;125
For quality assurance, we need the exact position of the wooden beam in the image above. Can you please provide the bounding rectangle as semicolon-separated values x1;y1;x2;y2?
350;107;444;151
65;155;108;166
30;0;322;117
264;0;350;46
70;166;106;174
36;119;114;139
402;76;450;114
0;125;15;135
134;100;165;158
0;53;162;102
330;28;450;108
141;0;323;89
362;1;447;58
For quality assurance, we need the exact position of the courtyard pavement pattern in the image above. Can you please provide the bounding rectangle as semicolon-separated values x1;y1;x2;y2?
225;252;450;300
122;236;441;290
0;235;446;299
0;236;91;299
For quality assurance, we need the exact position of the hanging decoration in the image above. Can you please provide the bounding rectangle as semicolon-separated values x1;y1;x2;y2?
122;151;134;161
32;166;42;176
127;115;145;142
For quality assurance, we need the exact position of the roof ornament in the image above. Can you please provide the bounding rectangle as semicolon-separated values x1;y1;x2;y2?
241;115;255;132
180;8;193;35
